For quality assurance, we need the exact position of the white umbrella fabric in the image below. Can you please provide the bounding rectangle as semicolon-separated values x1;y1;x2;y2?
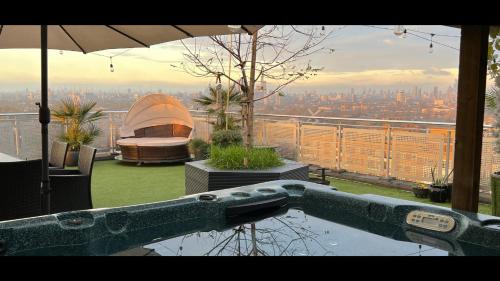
0;25;262;214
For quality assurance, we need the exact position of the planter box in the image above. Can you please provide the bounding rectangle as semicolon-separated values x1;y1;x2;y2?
185;159;309;195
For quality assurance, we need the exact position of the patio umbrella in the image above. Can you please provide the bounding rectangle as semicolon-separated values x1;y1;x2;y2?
0;25;263;214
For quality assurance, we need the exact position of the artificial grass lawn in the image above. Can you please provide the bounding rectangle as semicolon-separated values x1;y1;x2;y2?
91;160;185;208
91;160;492;215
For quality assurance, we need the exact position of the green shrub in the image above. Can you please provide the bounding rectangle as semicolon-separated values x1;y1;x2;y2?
188;138;210;160
208;145;283;170
211;129;243;147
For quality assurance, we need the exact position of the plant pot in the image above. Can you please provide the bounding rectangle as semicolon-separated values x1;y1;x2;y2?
445;183;452;202
491;172;500;216
65;150;79;167
412;187;429;198
429;184;448;203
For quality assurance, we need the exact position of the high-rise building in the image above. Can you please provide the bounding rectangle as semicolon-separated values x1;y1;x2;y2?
433;86;439;99
396;90;406;104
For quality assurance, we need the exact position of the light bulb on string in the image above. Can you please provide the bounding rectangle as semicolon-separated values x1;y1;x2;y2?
393;25;405;36
59;50;63;55
429;34;435;54
400;29;407;38
109;57;114;72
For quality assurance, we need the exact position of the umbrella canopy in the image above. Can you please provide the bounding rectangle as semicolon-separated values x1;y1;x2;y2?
0;25;263;214
0;25;262;52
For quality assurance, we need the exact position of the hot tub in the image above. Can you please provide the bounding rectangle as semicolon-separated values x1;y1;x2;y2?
1;180;500;256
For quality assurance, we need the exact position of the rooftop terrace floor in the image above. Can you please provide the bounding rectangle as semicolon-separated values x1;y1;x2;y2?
91;160;492;215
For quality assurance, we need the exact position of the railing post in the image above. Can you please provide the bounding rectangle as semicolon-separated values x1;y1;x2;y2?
386;125;392;178
13;118;20;157
445;130;452;177
438;135;444;179
263;122;268;145
206;114;210;142
337;125;342;170
296;121;301;161
108;113;114;154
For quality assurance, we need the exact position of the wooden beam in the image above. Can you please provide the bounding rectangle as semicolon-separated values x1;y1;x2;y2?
451;25;490;213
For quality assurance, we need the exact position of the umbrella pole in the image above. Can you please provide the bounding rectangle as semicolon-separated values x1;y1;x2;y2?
39;25;51;214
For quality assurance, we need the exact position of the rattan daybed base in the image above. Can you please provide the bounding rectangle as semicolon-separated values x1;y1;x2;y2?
117;136;191;164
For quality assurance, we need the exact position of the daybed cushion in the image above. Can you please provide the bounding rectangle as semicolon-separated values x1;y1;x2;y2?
117;137;190;147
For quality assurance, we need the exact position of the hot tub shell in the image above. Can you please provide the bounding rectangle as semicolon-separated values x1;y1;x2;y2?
1;180;500;256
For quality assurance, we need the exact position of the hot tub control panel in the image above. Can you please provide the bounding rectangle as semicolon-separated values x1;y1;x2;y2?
406;210;456;232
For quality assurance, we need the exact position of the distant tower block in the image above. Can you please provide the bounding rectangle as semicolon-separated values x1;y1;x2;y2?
396;90;406;104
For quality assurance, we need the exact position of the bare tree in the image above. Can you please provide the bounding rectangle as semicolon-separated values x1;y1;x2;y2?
173;25;337;150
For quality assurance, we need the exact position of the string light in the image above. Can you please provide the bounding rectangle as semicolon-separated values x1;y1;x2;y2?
429;33;435;54
59;50;63;55
109;57;114;72
401;28;407;39
363;25;460;52
91;49;132;72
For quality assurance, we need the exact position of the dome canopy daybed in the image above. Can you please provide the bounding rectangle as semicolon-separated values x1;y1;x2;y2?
117;94;194;164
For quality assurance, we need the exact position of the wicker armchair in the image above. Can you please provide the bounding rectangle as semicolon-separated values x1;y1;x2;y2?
49;141;68;170
49;145;97;214
0;159;42;221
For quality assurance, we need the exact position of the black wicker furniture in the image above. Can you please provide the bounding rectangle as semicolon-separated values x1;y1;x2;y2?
49;141;68;170
0;159;42;221
49;145;97;214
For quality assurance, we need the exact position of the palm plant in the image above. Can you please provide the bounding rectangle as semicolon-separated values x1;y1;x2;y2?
194;85;242;131
430;166;454;186
52;97;104;151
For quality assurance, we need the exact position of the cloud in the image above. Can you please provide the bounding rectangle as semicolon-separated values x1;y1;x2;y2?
289;68;459;88
382;39;395;46
422;67;452;76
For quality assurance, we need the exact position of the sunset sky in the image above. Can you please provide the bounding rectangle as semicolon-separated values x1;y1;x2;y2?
0;25;473;93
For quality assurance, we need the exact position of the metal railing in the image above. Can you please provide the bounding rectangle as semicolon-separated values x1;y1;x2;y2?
1;110;499;192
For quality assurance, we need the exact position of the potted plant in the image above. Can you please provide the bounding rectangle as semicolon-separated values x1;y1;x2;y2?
429;167;453;203
193;85;242;131
188;138;210;161
412;183;430;198
52;98;104;166
211;129;243;147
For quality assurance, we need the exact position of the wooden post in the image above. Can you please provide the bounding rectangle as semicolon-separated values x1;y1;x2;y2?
451;25;489;213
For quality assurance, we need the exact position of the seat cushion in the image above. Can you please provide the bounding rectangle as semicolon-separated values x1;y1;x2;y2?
117;137;190;147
